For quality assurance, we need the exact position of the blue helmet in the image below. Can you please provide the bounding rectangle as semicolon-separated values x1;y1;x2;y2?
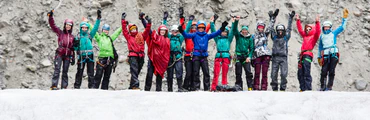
196;20;207;28
102;24;110;31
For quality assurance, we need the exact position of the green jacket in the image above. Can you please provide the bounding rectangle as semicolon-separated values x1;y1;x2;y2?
75;19;100;56
93;27;122;58
163;20;185;59
210;22;233;58
233;20;254;59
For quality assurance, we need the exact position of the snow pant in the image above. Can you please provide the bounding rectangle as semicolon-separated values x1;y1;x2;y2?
253;55;271;90
297;55;313;91
270;56;288;91
74;54;95;89
235;55;254;90
144;59;163;91
183;56;194;91
94;57;113;90
51;54;70;89
320;54;338;90
128;56;144;89
211;58;230;90
193;56;210;91
167;58;183;92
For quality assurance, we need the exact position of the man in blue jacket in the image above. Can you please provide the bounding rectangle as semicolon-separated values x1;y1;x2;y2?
318;8;348;91
178;20;228;91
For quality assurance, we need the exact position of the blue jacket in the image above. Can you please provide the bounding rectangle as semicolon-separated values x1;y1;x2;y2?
181;29;221;56
318;18;347;58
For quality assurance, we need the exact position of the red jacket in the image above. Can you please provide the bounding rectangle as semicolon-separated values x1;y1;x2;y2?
297;19;321;57
121;19;145;57
143;24;170;78
180;18;210;57
48;16;75;57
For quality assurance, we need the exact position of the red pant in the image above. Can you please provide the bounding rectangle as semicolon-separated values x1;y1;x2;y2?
211;58;230;90
253;56;271;90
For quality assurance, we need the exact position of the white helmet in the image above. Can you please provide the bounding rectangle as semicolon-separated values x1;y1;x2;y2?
171;25;179;31
323;21;333;27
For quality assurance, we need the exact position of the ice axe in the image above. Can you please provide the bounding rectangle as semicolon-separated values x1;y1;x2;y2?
51;0;63;12
229;14;248;19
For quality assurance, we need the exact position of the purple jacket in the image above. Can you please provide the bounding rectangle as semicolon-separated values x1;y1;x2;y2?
48;16;75;57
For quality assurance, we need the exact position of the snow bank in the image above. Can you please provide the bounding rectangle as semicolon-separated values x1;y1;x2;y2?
0;89;370;120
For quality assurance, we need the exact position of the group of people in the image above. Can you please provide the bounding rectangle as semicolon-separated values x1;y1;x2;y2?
47;7;349;92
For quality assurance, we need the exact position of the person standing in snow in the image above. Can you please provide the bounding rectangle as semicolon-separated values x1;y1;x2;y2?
296;14;321;92
233;16;254;91
179;18;228;91
318;9;348;91
269;10;295;91
93;22;122;90
162;10;187;92
180;7;210;91
47;10;76;90
142;16;171;92
121;12;146;90
252;9;279;91
74;10;101;89
210;15;234;91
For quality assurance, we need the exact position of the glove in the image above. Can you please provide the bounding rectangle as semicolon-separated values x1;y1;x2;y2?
220;21;228;31
189;15;195;21
163;11;169;20
343;8;349;18
97;9;102;19
47;10;54;17
70;56;75;66
213;14;219;23
289;11;296;19
145;16;152;24
178;25;184;33
268;10;273;18
126;21;129;25
139;12;145;20
318;58;323;66
179;7;184;18
273;9;279;17
122;12;127;20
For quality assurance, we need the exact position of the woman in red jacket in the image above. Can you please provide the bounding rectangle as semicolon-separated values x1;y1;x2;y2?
47;10;76;90
121;12;145;90
142;16;170;92
296;14;321;92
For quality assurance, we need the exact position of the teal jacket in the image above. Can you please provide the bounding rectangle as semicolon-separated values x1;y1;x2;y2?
163;20;185;59
210;22;234;58
94;27;122;58
75;19;100;57
233;20;254;59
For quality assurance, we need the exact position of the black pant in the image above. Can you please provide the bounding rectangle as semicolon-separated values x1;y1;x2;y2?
128;56;144;89
51;55;70;89
193;56;210;91
183;56;194;91
235;55;253;90
297;55;312;91
94;57;114;90
167;58;183;92
74;54;95;89
320;55;338;90
271;56;288;90
145;59;164;91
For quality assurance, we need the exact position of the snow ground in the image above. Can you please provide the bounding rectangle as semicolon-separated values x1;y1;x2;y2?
0;89;370;120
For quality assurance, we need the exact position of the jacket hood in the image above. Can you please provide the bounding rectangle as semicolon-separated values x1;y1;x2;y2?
157;24;168;37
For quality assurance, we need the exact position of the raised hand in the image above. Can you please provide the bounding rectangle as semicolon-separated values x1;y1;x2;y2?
179;7;184;18
213;14;219;23
97;9;102;19
139;12;145;20
145;16;152;23
189;15;195;21
289;11;296;19
220;21;228;31
343;8;349;18
122;12;127;20
315;14;320;21
47;10;54;17
163;11;169;20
